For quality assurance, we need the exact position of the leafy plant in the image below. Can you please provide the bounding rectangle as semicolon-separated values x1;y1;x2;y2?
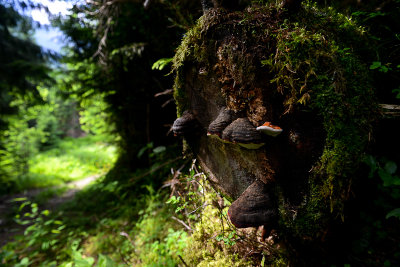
392;88;400;99
370;61;392;73
164;161;276;266
215;231;237;247
1;199;69;265
386;208;400;220
152;58;173;71
364;155;400;219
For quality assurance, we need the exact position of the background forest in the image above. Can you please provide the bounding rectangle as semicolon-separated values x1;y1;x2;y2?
0;0;399;266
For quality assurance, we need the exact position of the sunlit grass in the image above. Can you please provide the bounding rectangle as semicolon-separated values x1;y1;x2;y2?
18;135;117;189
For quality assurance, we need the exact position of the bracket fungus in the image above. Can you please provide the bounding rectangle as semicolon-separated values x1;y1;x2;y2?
256;122;283;137
221;118;265;149
207;107;238;138
172;110;197;137
228;179;277;230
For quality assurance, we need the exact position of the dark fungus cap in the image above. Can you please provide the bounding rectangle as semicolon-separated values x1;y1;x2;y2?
172;111;197;136
228;179;277;228
222;118;264;149
207;107;237;136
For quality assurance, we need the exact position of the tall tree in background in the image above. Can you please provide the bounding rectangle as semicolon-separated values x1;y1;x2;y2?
0;0;51;190
57;0;202;177
0;3;49;124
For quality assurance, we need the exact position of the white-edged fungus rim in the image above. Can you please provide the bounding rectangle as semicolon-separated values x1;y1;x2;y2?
256;125;283;137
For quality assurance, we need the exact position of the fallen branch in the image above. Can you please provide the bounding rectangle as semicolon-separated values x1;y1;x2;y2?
154;89;173;97
172;216;192;231
178;255;189;267
380;104;400;118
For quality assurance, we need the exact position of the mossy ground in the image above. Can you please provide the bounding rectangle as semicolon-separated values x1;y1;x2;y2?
173;0;379;263
170;162;287;266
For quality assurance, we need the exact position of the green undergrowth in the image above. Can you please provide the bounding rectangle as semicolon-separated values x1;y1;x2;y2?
165;161;284;266
16;135;117;190
1;158;279;267
1;185;180;266
1;187;186;267
172;1;379;239
7;156;393;266
0;145;189;266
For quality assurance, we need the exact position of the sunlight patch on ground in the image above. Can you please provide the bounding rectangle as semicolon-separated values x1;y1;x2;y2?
19;136;117;189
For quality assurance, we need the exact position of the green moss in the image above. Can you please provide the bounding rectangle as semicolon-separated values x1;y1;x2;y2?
183;206;250;266
267;3;378;233
172;15;209;116
181;176;255;266
178;170;294;266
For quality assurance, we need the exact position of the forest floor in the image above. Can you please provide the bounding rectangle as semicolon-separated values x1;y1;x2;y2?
0;135;117;248
0;174;101;247
1;136;193;266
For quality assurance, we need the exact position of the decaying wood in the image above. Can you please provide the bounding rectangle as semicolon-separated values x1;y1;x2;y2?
380;104;400;117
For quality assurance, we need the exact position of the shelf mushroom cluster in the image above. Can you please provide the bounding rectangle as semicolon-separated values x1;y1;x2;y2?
206;108;265;149
172;108;283;150
171;108;280;236
207;107;283;149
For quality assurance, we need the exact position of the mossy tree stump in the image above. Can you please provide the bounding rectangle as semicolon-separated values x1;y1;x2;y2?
172;2;378;257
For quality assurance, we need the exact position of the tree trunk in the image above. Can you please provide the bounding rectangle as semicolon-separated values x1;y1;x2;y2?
172;2;381;263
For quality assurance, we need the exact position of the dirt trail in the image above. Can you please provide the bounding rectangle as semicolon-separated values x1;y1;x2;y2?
0;174;101;247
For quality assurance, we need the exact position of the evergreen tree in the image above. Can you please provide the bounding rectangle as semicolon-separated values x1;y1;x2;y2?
0;0;51;191
56;0;202;176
